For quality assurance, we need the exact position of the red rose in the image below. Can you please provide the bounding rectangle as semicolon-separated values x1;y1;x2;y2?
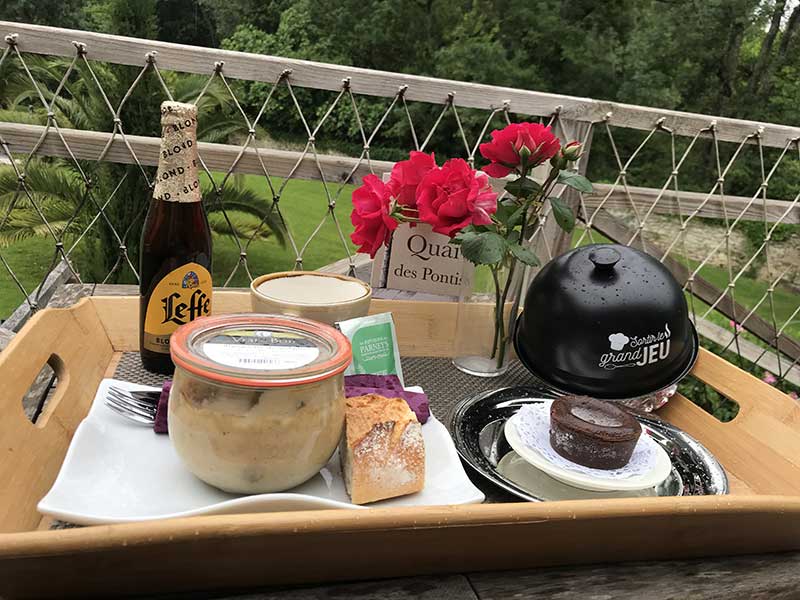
479;122;561;177
416;159;498;237
387;151;437;211
350;174;398;257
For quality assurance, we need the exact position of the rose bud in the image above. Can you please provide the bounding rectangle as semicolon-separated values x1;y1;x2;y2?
517;144;532;167
562;141;583;162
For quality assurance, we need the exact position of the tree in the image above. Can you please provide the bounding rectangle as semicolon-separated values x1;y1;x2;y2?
745;0;786;98
758;2;800;104
156;0;219;47
6;0;800;213
0;159;284;256
199;0;291;40
0;0;284;282
2;0;85;29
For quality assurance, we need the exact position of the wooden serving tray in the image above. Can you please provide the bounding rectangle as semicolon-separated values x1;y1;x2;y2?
2;292;800;598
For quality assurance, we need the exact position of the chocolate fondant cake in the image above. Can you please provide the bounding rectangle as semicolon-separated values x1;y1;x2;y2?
549;395;642;469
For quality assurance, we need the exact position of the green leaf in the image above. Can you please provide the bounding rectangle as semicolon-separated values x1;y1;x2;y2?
507;242;540;267
507;205;527;229
493;203;516;225
460;231;506;265
451;230;477;246
494;202;527;231
557;170;593;193
550;196;576;233
472;223;495;234
504;176;541;199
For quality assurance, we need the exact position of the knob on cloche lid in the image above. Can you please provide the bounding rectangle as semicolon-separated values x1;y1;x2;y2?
513;243;698;399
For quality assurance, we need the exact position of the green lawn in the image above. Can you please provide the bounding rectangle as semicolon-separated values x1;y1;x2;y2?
0;175;357;320
0;237;61;319
209;174;357;287
687;259;800;340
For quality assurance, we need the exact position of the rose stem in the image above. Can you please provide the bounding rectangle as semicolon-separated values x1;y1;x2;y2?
490;265;502;360
495;260;513;369
494;166;559;369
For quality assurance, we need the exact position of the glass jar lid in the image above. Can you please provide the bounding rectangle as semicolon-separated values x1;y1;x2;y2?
171;314;352;388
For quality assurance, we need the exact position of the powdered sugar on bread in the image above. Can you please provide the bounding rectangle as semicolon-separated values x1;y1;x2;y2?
341;394;425;504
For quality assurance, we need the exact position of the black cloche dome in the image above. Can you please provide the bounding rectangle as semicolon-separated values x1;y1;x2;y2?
514;243;698;399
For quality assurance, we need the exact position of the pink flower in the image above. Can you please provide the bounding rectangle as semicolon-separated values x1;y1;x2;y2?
729;320;744;333
387;151;437;212
350;174;398;257
416;158;498;237
790;392;798;400
479;122;561;178
762;372;778;385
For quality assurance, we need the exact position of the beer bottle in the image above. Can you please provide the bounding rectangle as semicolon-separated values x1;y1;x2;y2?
139;101;212;374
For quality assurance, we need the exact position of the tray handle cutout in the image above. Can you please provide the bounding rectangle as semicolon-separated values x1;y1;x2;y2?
0;299;111;430
676;373;739;423
22;353;67;428
660;347;800;495
691;347;798;424
0;299;113;532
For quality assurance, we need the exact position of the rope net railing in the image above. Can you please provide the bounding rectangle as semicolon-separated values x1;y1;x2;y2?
0;23;798;392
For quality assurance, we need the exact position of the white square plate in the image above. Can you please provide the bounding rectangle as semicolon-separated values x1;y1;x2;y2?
38;379;484;524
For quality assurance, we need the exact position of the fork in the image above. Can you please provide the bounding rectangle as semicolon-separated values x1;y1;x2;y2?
105;385;160;426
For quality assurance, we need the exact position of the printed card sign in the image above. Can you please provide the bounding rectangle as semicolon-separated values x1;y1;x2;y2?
371;223;473;297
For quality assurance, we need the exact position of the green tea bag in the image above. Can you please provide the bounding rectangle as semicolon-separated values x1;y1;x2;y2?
336;312;404;386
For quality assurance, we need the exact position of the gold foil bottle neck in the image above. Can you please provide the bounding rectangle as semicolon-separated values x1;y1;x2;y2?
154;101;201;203
161;101;198;126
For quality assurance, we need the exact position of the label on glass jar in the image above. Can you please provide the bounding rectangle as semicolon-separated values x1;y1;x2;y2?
202;330;320;370
143;263;212;354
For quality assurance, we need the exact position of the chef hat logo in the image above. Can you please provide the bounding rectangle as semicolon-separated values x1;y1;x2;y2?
608;333;630;351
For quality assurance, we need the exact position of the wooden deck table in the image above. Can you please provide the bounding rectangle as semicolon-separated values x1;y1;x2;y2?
154;552;800;599
4;283;799;599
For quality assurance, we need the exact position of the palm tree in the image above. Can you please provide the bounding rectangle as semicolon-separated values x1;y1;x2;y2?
0;51;284;283
0;159;284;282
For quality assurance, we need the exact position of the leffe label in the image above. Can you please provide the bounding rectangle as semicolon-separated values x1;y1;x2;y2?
143;262;212;354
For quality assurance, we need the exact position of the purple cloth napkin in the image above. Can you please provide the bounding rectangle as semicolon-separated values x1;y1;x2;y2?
154;381;171;434
344;374;403;390
344;385;430;424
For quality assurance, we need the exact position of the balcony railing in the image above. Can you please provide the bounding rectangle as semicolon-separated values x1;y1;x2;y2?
0;20;798;390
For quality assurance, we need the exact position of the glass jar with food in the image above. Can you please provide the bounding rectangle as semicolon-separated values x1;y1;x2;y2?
169;314;351;494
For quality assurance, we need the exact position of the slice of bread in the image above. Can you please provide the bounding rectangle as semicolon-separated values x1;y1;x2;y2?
340;394;425;505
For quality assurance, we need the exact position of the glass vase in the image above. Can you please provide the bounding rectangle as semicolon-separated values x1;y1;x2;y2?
452;258;527;377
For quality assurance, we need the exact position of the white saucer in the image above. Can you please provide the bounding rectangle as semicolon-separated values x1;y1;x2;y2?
505;411;672;492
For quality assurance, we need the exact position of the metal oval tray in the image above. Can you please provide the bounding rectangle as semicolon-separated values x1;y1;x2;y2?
449;386;728;502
